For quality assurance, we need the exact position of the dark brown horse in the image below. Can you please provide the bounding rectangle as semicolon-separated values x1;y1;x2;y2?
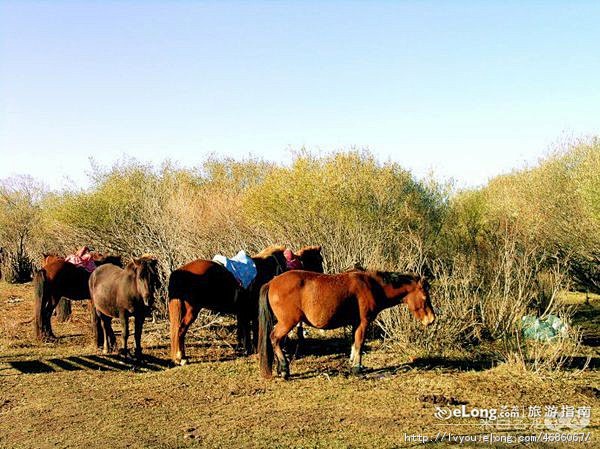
168;245;324;365
89;256;159;360
258;270;435;379
33;252;122;340
292;246;324;273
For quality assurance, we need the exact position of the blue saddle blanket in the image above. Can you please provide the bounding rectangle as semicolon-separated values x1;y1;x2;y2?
212;250;257;289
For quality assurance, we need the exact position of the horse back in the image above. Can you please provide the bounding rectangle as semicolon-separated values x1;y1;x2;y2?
90;263;123;285
269;271;377;329
168;259;238;312
89;264;128;316
42;259;92;301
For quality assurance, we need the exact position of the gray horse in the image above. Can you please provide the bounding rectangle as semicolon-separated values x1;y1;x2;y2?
89;255;159;360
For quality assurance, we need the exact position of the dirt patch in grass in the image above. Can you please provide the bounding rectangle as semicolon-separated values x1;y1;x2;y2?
0;282;598;448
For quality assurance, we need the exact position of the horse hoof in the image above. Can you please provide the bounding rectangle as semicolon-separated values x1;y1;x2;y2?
351;365;364;375
173;357;188;366
102;348;109;355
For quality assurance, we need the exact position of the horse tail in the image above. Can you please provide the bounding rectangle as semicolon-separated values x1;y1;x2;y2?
258;282;275;378
32;268;46;340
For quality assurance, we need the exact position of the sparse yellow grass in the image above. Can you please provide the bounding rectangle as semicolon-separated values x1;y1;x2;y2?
0;282;598;448
561;291;600;305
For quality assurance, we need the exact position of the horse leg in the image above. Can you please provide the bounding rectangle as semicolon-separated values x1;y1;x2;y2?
169;299;199;366
270;321;296;380
55;297;71;322
178;303;200;364
234;289;253;355
251;318;259;353
98;313;112;354
169;300;181;364
43;297;57;339
133;310;144;361
296;323;305;342
350;320;368;374
119;311;130;358
236;308;252;355
90;300;104;350
106;318;117;351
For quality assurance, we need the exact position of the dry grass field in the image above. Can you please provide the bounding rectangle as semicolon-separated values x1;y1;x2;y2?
0;282;598;449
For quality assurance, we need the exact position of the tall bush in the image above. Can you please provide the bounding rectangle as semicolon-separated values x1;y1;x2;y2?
243;150;447;272
0;176;42;282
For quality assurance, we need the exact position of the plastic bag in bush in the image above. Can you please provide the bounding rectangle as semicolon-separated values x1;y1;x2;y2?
522;315;567;341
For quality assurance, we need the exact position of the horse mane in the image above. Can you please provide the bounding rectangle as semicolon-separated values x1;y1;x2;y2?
253;245;286;259
43;253;64;264
42;252;61;258
295;245;321;256
128;254;158;268
375;271;420;288
93;253;123;268
125;255;159;279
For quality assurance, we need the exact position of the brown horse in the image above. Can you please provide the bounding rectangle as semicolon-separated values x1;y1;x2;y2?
89;256;159;360
167;245;323;365
288;246;325;340
33;252;122;341
258;270;435;379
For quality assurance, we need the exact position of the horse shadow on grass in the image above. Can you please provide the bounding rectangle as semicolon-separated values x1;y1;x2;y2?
289;354;497;381
290;353;599;381
284;336;356;359
2;353;171;375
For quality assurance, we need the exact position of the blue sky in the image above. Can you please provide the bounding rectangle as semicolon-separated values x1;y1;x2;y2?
1;1;599;189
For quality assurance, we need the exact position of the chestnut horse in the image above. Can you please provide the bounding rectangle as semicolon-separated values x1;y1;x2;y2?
33;252;122;340
89;256;159;360
258;270;435;379
168;245;323;365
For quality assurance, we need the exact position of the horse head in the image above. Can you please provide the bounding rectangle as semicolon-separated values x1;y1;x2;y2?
131;256;159;309
42;253;63;266
404;276;435;326
92;253;123;268
271;251;288;276
295;246;324;273
253;245;288;277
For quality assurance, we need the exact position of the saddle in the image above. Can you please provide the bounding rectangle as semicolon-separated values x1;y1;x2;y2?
213;250;257;289
65;246;96;272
